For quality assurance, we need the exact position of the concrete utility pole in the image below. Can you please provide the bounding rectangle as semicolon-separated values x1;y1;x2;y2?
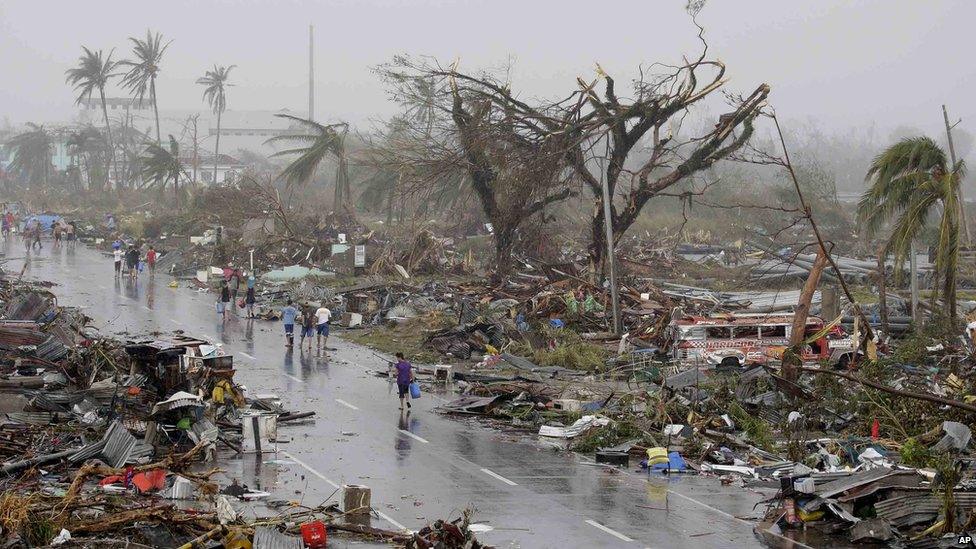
910;240;919;324
601;169;622;335
308;25;315;122
943;105;970;244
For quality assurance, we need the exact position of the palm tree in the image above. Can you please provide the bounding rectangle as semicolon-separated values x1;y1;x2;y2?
196;65;235;185
858;136;966;320
66;126;109;190
5;124;53;187
266;114;350;210
141;134;186;208
119;30;171;145
65;47;117;187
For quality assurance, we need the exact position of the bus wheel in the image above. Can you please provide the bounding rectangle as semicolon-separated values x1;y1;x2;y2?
720;357;741;369
837;354;852;369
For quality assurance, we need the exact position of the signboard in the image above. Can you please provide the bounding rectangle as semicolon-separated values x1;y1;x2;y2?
354;245;366;267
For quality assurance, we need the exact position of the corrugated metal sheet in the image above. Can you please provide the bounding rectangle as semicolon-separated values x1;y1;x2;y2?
875;492;976;527
814;467;898;498
253;527;303;549
5;412;57;425
69;421;136;467
102;421;137;467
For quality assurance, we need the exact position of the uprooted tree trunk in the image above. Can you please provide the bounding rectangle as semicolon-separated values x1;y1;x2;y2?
783;246;828;382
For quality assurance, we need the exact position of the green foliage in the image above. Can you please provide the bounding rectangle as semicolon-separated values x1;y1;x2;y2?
900;437;934;468
509;327;610;373
141;135;185;195
729;402;774;450
570;419;652;453
65;47;117;105
858;135;964;317
5;124;53;186
197;65;235;115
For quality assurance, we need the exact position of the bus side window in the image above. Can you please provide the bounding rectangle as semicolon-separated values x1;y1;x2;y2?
761;325;786;338
734;326;759;339
705;327;732;339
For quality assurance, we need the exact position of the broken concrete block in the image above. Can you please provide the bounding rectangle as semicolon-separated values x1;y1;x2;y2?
850;518;893;542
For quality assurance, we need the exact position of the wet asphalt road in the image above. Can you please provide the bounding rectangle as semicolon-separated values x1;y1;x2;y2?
6;240;787;549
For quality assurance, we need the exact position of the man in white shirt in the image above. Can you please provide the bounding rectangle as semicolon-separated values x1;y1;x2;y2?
113;248;123;278
315;304;332;350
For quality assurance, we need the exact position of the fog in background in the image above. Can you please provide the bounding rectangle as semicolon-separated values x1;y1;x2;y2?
1;0;974;190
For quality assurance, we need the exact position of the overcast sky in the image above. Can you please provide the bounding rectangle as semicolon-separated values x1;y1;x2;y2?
1;0;973;140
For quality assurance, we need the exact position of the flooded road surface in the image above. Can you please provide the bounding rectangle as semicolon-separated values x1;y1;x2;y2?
5;241;787;548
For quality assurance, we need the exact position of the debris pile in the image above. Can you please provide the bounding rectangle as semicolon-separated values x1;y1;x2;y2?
0;270;494;547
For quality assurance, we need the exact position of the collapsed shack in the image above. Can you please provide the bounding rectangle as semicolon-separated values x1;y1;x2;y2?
0;273;492;548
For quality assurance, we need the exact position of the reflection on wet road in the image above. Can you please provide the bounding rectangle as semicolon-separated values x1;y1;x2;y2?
5;240;784;548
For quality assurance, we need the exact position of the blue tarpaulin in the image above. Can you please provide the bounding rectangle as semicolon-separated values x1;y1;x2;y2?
25;214;61;231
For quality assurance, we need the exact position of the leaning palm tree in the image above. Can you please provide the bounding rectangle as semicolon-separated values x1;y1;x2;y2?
66;126;109;190
858;136;966;320
196;65;235;185
65;47;117;187
266;114;350;210
119;30;171;144
141;134;187;208
5;123;53;187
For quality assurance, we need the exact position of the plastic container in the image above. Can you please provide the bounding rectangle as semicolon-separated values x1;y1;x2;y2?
301;520;328;548
409;381;421;399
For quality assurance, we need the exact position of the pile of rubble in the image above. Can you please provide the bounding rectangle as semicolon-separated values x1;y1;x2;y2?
0;270;491;548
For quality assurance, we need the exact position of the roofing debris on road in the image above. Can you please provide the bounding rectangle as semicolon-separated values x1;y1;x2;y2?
0;268;490;548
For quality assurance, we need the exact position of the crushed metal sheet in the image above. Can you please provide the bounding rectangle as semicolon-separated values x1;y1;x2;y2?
253;526;304;549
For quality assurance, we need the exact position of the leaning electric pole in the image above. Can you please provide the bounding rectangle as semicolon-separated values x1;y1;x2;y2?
943;105;969;244
308;24;315;122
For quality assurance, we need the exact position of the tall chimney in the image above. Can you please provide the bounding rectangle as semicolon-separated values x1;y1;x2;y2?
308;24;314;121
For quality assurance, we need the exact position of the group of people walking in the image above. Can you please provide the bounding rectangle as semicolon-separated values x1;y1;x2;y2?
216;266;256;319
2;211;78;253
112;239;157;279
279;299;332;351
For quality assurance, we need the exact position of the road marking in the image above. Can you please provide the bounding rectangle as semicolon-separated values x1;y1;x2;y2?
169;319;182;326
283;373;304;384
585;520;633;542
335;399;359;410
480;468;518;486
282;451;407;531
397;429;429;444
375;510;408;531
575;455;815;549
238;351;256;360
281;451;339;488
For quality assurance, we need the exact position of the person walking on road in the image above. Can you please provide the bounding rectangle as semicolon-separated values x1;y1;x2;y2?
146;246;157;277
125;246;140;279
315;302;332;351
245;285;256;318
219;280;231;320
66;221;76;249
30;220;42;250
113;246;123;278
300;304;316;351
228;268;241;315
52;222;63;248
395;352;414;411
281;299;298;348
22;219;33;252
